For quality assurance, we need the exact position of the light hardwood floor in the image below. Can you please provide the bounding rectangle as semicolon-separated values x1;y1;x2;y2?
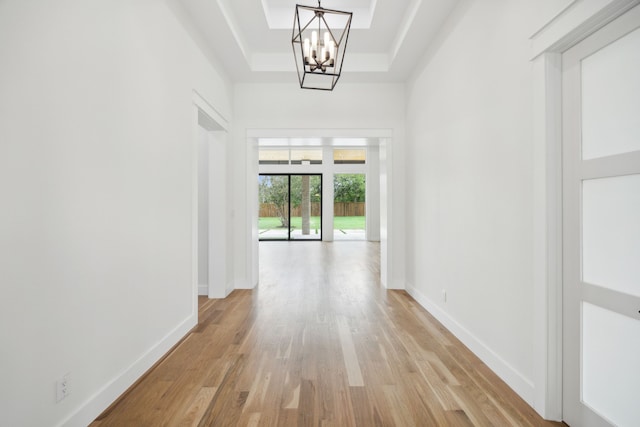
92;241;563;426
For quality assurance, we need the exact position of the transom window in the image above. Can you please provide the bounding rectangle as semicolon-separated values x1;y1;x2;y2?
334;149;366;164
259;148;323;165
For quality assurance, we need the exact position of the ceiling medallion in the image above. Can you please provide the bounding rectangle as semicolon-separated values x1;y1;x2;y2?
291;1;352;91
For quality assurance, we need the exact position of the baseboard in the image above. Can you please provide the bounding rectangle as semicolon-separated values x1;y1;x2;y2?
405;283;535;406
57;313;197;427
198;283;208;295
232;277;256;290
386;278;406;290
201;281;237;298
207;284;234;299
202;281;247;298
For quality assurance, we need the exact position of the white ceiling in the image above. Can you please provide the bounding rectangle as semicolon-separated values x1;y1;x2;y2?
258;137;372;146
176;0;460;83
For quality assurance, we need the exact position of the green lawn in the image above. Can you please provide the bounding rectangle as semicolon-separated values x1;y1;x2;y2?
333;216;365;230
259;216;365;230
259;216;286;230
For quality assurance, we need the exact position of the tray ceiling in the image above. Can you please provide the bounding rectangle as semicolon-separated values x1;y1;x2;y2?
175;0;460;83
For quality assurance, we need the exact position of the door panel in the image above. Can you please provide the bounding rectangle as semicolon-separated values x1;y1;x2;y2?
581;26;640;160
582;302;640;427
258;175;290;241
582;174;640;297
562;5;640;427
290;174;322;240
258;174;322;241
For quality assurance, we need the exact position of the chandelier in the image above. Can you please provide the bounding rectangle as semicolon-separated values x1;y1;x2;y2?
291;1;352;91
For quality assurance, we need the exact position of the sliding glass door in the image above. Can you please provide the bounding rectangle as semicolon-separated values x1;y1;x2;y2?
258;174;322;241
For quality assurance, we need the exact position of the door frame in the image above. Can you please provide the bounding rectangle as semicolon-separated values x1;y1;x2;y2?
192;90;230;301
530;0;640;420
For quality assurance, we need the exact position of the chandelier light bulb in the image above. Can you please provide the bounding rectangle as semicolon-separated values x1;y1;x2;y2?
303;38;310;59
311;31;318;53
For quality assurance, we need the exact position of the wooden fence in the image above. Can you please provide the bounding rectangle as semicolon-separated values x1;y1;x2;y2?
259;202;365;217
334;202;365;216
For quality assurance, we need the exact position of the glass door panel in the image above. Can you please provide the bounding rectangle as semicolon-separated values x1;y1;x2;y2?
583;174;640;297
581;27;640;160
258;175;290;240
582;302;640;427
259;174;321;241
290;175;322;240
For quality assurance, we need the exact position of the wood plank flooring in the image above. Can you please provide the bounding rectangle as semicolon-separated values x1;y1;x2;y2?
92;241;563;426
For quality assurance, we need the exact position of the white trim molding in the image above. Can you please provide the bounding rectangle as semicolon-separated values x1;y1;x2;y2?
193;89;229;131
406;284;535;405
531;0;640;59
55;314;196;427
198;284;208;295
532;51;563;421
192;91;230;304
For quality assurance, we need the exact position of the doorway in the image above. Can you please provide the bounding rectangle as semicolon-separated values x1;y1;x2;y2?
193;93;230;300
258;174;322;241
248;131;396;290
562;6;640;426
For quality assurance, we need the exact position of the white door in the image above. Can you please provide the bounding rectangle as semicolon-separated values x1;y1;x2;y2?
562;5;640;427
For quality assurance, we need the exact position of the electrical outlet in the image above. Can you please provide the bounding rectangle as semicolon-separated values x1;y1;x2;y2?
441;289;447;303
56;373;70;403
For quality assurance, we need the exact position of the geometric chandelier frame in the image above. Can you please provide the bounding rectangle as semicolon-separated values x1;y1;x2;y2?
291;2;352;90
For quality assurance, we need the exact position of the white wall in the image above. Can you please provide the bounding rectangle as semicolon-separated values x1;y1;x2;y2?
404;0;567;410
207;131;230;298
232;83;405;289
0;1;231;425
366;146;381;242
198;126;210;294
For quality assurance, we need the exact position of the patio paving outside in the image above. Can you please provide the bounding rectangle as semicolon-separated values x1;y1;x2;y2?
259;215;365;241
258;228;365;240
333;229;365;240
